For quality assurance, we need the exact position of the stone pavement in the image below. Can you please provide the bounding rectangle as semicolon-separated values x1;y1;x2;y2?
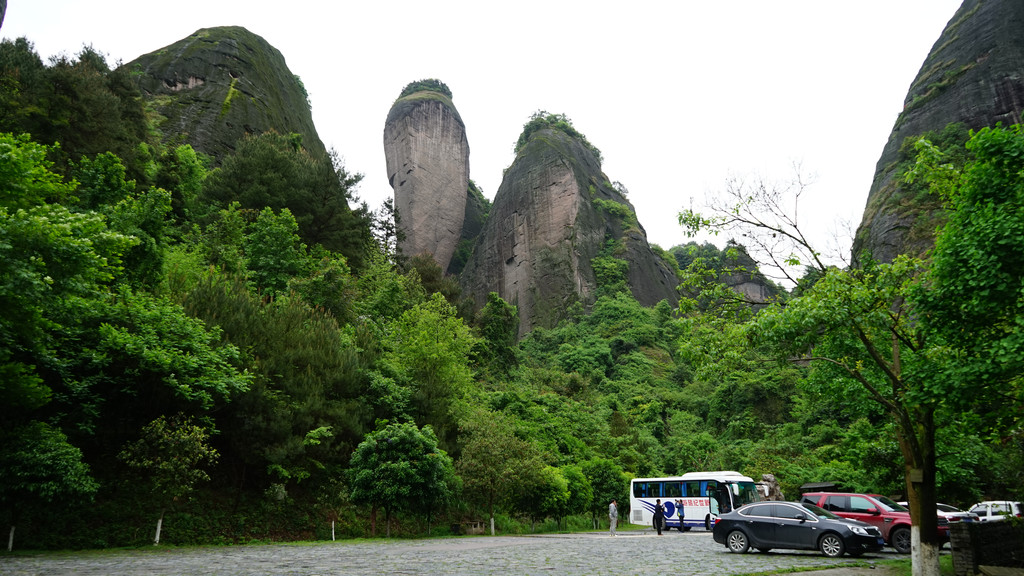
0;529;903;576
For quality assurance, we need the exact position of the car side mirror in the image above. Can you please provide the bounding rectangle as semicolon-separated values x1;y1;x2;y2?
796;514;807;523
869;508;881;515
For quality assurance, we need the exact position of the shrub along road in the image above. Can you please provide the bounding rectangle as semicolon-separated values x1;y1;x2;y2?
0;530;903;576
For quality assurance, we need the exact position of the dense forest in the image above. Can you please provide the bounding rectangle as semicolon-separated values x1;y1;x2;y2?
1;38;1022;553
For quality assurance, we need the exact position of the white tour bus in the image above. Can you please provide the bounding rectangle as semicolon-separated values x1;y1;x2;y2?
629;471;761;531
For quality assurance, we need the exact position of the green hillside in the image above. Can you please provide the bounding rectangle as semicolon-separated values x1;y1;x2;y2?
0;37;1021;553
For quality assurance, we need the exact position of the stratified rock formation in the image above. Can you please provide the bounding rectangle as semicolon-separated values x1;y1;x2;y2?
122;26;325;162
853;0;1024;262
460;126;678;336
384;81;470;273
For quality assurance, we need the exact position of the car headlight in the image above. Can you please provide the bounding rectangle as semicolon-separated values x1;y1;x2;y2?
850;526;869;536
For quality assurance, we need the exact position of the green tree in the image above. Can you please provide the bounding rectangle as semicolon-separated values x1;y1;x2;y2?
457;410;545;535
0;133;76;209
348;421;457;537
244;207;311;296
474;292;519;376
581;458;627;530
382;292;477;447
0;422;98;551
514;465;569;531
0;42;149;179
71;151;135;210
154;144;208;225
910;126;1024;420
202;131;371;268
560;464;593;528
118;414;218;545
679;169;950;573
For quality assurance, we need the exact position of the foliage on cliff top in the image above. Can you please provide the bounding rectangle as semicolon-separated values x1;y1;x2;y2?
515;111;603;165
399;79;452;100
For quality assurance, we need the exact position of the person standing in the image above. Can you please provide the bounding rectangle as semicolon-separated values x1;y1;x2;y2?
653;499;665;535
608;499;618;536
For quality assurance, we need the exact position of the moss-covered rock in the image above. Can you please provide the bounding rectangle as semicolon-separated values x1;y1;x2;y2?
460;126;678;337
121;26;325;164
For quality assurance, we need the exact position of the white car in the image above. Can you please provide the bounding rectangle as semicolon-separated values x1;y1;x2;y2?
968;501;1023;522
896;502;980;524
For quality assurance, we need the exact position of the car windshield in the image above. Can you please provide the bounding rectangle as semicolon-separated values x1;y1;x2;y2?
936;503;959;513
800;502;841;520
875;495;909;512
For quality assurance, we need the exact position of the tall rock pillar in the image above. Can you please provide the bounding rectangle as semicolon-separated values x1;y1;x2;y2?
383;81;469;271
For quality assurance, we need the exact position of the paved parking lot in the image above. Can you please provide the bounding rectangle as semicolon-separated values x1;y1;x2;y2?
0;529;899;576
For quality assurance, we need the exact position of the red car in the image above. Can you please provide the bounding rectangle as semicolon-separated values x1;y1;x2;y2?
800;492;947;554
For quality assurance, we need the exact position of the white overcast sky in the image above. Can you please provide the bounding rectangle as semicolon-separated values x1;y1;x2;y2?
3;1;963;256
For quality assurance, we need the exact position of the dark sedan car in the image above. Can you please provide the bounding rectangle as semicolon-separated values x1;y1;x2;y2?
712;501;885;558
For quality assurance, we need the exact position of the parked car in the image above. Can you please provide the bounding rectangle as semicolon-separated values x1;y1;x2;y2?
897;501;980;525
712;501;885;558
968;501;1023;522
801;492;942;554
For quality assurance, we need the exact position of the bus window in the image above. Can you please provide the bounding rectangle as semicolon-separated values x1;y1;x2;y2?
664;482;682;498
633;481;662;498
683;481;700;497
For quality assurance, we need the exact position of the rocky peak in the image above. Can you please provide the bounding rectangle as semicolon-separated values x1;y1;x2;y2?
460;121;678;337
853;0;1024;263
383;80;470;273
122;26;324;162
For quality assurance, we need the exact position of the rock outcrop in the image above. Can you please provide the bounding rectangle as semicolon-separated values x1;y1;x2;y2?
853;0;1024;262
122;26;325;163
460;127;678;337
384;83;470;273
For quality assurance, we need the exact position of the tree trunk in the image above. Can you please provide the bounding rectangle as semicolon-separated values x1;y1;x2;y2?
370;504;377;537
154;508;165;545
7;525;14;552
895;405;941;576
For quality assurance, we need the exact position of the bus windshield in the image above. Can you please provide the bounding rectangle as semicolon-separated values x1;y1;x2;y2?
730;481;761;508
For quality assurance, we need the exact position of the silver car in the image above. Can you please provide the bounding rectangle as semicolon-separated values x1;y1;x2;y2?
968;501;1023;522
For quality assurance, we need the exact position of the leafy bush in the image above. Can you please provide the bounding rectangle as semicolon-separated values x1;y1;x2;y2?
514;111;603;165
398;79;452;99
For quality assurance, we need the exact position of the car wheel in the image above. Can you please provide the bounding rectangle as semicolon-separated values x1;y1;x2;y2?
726;530;750;553
819;533;845;558
891;527;911;554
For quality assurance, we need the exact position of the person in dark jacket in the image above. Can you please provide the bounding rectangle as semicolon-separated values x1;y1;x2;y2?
653;499;665;535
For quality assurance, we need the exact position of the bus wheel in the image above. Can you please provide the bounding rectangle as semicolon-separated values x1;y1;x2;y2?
705;516;712;531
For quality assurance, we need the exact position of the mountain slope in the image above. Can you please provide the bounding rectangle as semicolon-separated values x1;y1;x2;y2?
853;0;1024;262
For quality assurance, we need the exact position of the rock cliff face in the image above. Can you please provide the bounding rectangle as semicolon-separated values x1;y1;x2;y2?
460;128;678;336
853;0;1024;262
383;87;470;273
122;26;325;162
